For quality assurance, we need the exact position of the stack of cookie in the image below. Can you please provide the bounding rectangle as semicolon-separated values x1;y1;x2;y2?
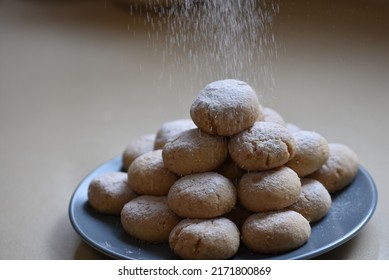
88;79;360;259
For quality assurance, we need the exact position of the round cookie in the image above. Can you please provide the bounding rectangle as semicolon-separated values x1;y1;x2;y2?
121;195;181;243
308;143;359;193
287;178;332;223
238;166;301;212
154;119;197;149
286;130;329;177
122;134;155;171
162;128;228;176
167;172;237;218
169;217;240;259
127;149;179;196
88;172;137;215
190;79;262;136
241;210;311;254
229;121;296;171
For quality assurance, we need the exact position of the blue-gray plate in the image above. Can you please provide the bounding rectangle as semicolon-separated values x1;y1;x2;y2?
69;155;377;259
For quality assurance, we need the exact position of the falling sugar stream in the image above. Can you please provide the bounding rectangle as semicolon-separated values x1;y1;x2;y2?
127;0;279;99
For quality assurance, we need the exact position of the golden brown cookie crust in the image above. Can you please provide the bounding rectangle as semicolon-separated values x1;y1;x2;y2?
169;217;240;259
190;79;262;136
167;172;237;218
229;121;296;171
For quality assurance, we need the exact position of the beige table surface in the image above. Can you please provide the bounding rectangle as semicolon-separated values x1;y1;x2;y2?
1;0;388;260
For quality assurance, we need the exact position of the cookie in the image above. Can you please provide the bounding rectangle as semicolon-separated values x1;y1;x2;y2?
167;172;237;218
308;143;359;193
238;166;301;212
153;119;197;149
122;134;155;171
162;128;228;175
190;79;262;136
127;149;179;196
121;195;181;243
169;217;240;259
229;121;296;171
241;210;311;254
88;172;137;215
286;130;329;177
287;178;332;223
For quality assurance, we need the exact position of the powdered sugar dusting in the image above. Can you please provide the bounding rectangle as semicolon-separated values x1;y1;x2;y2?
130;0;279;94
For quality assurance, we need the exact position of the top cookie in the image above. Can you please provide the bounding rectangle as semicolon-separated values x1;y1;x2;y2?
190;79;262;136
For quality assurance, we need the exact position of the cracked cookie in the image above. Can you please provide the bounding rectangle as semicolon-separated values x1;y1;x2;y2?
229;121;296;171
287;178;332;223
238;166;301;212
169;217;240;259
